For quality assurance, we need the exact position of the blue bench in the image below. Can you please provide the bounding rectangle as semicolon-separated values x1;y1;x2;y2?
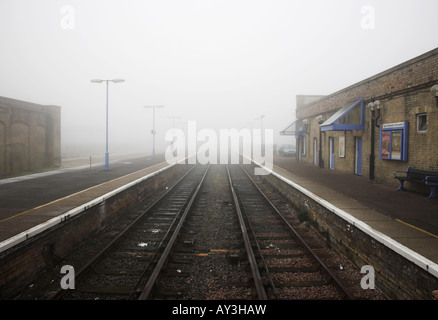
393;167;438;199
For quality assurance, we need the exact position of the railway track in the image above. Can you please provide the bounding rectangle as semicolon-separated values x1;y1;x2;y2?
227;164;355;300
138;164;357;300
17;164;384;300
48;164;209;300
143;164;254;300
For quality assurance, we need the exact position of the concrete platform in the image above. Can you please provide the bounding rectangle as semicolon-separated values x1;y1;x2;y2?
0;155;169;246
272;156;438;265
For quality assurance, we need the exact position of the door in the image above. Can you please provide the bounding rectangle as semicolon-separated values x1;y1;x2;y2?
298;137;302;162
298;136;305;162
355;137;362;175
329;137;334;170
313;138;318;166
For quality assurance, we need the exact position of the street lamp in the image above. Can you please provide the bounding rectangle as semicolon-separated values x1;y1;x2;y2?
91;78;125;170
167;116;182;128
255;115;265;133
431;84;438;107
144;105;164;158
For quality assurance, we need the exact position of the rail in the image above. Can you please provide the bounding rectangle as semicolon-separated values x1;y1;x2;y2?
229;164;355;300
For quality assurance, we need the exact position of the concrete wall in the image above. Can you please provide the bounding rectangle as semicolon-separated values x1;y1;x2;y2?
0;96;61;178
295;48;438;188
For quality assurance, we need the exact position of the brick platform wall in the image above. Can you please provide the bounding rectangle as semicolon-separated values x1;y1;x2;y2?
259;168;438;300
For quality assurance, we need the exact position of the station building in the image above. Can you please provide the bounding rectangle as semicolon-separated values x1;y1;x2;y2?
0;96;61;177
281;47;438;192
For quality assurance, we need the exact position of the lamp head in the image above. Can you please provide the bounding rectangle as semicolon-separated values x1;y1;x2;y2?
316;115;323;124
374;100;381;110
431;85;438;107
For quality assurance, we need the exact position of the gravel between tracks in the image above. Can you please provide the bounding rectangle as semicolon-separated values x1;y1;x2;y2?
156;164;256;299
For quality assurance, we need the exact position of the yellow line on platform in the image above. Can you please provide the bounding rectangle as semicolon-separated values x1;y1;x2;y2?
0;162;167;224
0;184;99;223
395;219;438;239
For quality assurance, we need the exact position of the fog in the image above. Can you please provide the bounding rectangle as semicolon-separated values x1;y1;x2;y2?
1;0;437;159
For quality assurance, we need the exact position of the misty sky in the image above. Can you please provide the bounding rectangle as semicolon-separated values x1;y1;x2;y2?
1;0;437;157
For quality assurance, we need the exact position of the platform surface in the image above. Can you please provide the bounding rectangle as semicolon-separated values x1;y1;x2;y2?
0;154;168;243
272;156;438;265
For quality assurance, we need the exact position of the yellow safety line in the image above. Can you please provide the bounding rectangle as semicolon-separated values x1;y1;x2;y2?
395;219;438;239
0;162;166;224
0;183;102;223
274;162;438;240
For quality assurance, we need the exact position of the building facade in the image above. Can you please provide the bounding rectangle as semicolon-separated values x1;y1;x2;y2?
0;96;61;177
282;48;438;191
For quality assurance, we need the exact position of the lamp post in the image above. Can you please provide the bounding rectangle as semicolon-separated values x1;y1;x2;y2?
167;116;182;128
91;78;125;170
255;115;265;133
368;100;381;180
144;106;164;158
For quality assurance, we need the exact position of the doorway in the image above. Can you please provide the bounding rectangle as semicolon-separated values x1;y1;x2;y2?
355;137;362;175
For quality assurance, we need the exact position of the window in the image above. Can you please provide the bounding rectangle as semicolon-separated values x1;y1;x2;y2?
417;113;427;133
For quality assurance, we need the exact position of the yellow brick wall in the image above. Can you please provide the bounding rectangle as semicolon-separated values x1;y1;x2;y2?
296;48;438;187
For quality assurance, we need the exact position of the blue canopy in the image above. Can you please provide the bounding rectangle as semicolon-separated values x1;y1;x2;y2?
320;98;365;131
280;118;305;136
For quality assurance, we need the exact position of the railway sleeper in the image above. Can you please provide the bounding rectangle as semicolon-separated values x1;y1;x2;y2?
93;268;144;276
75;285;134;296
153;287;185;299
274;280;330;287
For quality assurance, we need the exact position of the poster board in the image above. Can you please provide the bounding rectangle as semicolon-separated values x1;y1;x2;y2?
339;136;345;158
379;122;408;161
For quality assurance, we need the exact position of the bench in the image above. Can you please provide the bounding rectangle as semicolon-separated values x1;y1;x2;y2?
393;167;438;199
